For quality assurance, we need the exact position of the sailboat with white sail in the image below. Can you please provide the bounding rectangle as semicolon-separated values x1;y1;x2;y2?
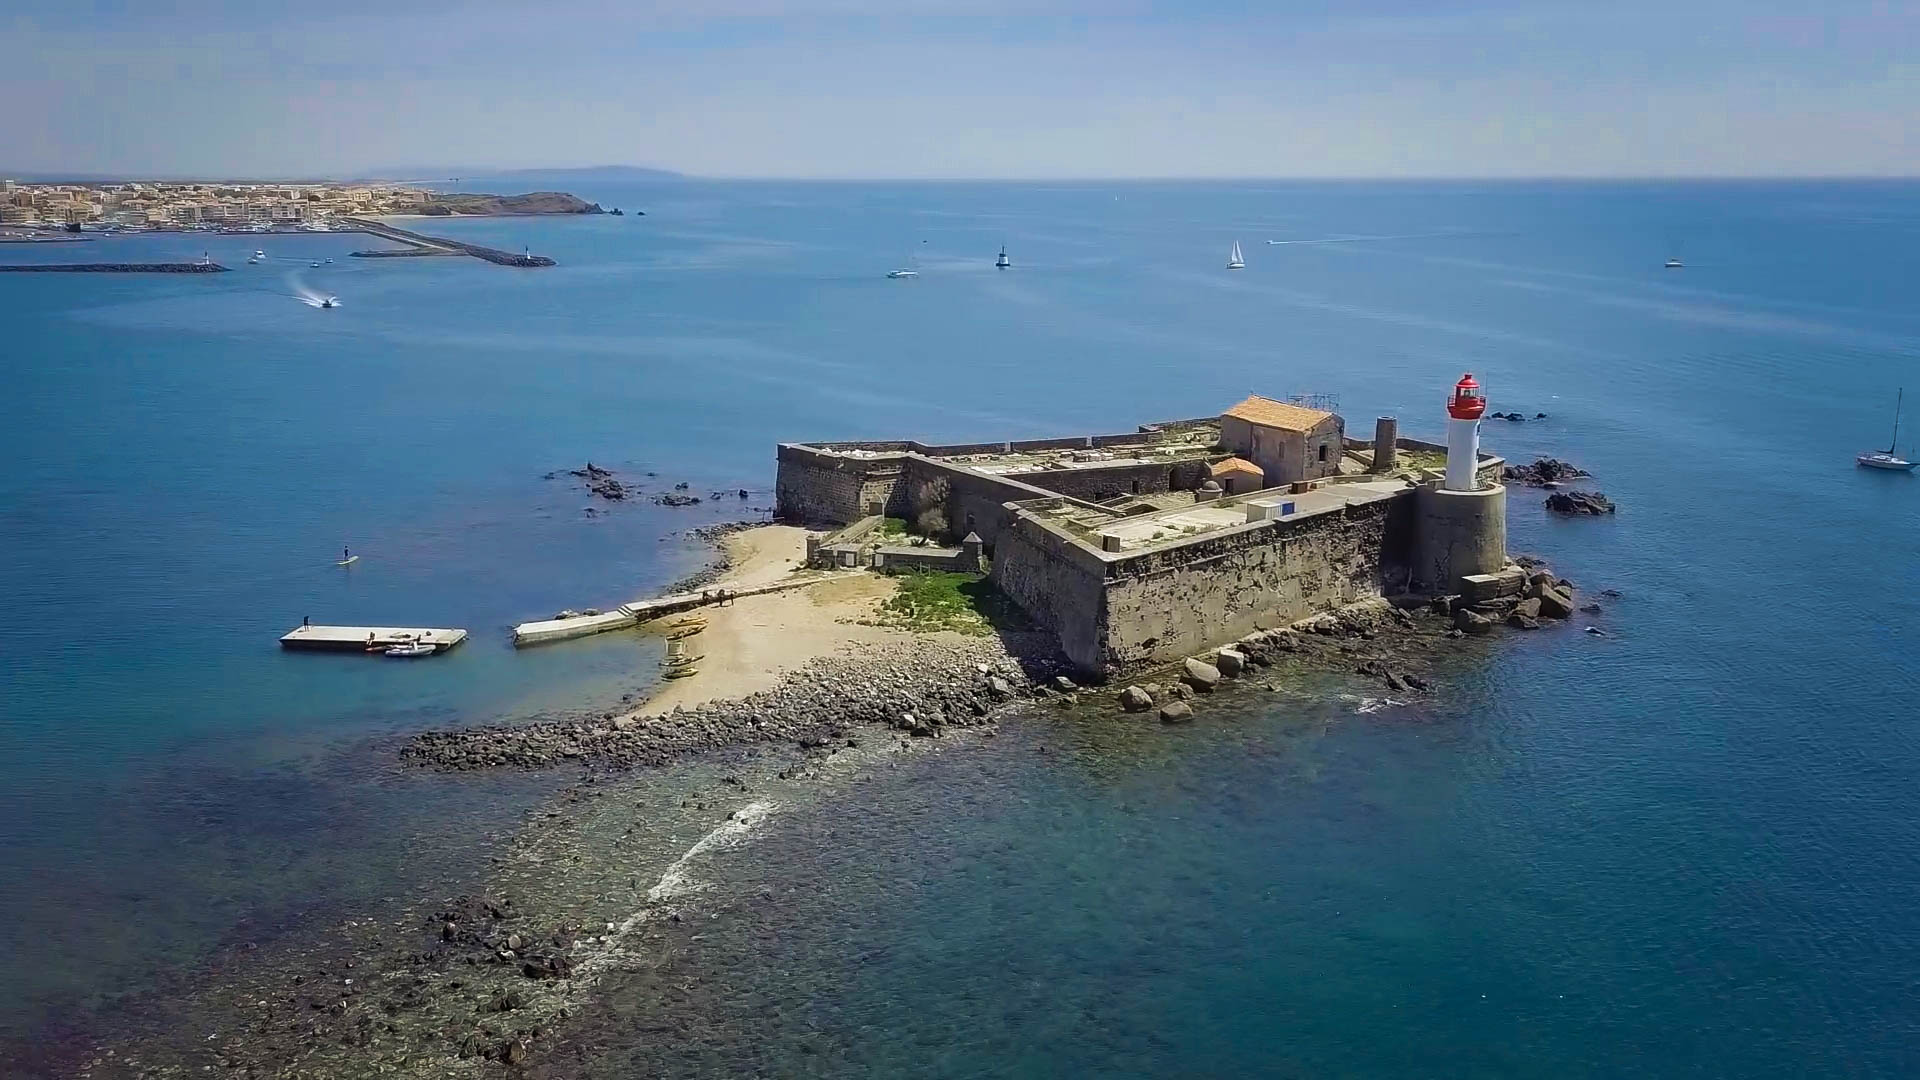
1857;388;1916;471
1226;241;1245;270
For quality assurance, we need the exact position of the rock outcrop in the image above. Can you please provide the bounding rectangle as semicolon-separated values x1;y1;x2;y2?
1503;458;1590;486
1545;490;1615;515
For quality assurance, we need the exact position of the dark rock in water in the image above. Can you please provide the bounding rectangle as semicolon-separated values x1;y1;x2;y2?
1118;685;1153;712
738;489;750;499
1214;648;1247;677
1512;597;1542;619
568;462;630;500
674;481;690;490
654;493;701;507
1504;458;1590;486
1535;412;1548;419
1580;603;1603;615
1545;490;1615;515
1384;671;1411;693
1508;613;1541;630
1159;701;1194;724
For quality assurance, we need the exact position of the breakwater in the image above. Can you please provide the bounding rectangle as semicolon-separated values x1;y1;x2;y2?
0;262;228;273
341;217;557;267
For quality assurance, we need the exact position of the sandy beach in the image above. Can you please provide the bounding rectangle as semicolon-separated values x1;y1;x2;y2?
630;525;947;716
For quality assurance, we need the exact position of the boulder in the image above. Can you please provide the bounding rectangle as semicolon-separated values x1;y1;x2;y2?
1453;609;1496;635
1512;597;1542;619
1142;683;1163;701
1507;613;1541;630
1214;648;1247;677
1169;682;1194;701
1545;490;1615;515
986;676;1013;700
1537;586;1575;619
1118;686;1154;712
1429;594;1459;616
1052;675;1078;693
1181;657;1222;691
1158;701;1195;724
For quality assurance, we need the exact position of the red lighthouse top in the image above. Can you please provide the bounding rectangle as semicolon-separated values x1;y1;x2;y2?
1448;372;1485;420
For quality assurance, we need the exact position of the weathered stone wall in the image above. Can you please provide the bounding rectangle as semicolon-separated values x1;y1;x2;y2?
902;460;1059;545
1100;499;1392;670
1003;460;1187;504
989;516;1109;672
775;444;904;527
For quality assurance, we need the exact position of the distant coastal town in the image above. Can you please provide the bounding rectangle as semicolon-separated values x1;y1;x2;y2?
0;178;614;240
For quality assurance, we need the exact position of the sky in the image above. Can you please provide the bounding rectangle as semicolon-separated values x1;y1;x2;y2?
2;0;1916;179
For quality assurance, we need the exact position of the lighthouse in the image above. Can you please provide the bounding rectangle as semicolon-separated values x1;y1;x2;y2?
1413;371;1507;593
1444;372;1485;491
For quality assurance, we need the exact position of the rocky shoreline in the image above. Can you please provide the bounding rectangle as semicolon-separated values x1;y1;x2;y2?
403;636;1063;772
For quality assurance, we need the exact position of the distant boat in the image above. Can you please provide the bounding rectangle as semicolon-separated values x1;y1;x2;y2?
886;268;918;279
310;261;322;268
1858;388;1917;471
996;246;1010;269
1227;241;1245;270
1664;257;1683;269
320;296;337;308
384;641;437;658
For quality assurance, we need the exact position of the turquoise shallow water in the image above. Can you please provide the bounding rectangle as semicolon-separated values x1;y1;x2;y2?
4;179;1920;1072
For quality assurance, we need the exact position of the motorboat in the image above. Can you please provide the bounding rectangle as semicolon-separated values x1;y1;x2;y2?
310;261;322;268
320;296;336;308
1227;240;1245;270
886;268;918;279
384;640;437;658
1664;257;1683;269
1858;388;1916;471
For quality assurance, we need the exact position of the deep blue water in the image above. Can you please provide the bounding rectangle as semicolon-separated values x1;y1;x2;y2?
4;179;1920;1072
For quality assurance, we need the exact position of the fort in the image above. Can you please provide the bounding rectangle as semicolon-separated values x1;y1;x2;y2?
776;379;1514;677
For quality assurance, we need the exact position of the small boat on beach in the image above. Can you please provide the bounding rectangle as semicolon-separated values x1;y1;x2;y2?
1857;388;1917;471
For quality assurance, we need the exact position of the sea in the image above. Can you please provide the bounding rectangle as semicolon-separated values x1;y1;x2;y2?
3;178;1919;1076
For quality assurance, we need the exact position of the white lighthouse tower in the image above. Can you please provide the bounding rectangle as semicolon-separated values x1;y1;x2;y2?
1444;372;1485;491
1413;371;1507;593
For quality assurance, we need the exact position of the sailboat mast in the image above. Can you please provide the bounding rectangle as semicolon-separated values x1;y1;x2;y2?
1892;388;1905;454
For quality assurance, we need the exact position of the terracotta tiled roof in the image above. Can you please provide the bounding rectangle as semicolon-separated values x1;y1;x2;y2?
1222;394;1334;432
1209;457;1264;478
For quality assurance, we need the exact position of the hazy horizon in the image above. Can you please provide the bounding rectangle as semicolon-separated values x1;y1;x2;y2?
5;0;1916;180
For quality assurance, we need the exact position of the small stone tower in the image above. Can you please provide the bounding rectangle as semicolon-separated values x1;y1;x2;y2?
1415;373;1507;592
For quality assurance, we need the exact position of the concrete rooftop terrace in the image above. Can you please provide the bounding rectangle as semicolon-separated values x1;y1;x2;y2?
1030;478;1412;556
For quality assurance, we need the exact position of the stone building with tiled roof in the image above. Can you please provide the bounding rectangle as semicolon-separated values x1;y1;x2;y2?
1219;394;1344;486
1207;456;1266;495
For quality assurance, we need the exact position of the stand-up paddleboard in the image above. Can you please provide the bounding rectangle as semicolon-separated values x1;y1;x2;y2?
337;556;360;566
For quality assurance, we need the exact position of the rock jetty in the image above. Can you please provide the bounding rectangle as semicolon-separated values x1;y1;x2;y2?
403;640;1053;772
0;262;228;272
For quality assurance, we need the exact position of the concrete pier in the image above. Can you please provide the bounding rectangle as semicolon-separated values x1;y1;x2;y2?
513;576;824;647
280;625;468;652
